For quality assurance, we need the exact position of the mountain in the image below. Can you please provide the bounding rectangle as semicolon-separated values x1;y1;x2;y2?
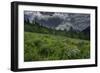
82;26;90;34
69;14;90;31
24;11;90;32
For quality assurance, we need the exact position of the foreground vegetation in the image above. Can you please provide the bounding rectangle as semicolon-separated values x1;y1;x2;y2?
24;32;90;61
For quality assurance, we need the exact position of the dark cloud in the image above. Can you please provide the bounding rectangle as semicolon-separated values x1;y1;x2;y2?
40;12;54;16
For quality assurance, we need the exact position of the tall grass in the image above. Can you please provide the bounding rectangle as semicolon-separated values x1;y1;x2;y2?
24;32;90;62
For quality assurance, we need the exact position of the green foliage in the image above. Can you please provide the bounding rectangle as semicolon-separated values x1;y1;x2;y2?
24;32;90;61
24;21;90;40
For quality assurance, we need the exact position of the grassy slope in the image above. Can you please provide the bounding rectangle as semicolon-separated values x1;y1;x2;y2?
24;32;90;62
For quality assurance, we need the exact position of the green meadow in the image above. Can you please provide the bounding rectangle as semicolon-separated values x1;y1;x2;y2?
24;32;90;61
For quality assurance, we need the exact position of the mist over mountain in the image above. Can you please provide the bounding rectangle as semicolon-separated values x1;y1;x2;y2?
24;11;90;32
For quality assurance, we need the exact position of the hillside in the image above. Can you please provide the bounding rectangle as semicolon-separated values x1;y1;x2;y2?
24;21;90;40
24;32;90;61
